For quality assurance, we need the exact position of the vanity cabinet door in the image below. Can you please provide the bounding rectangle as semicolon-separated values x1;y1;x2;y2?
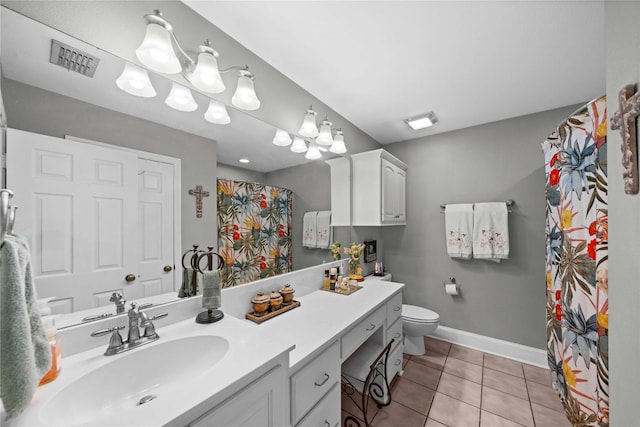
296;383;340;427
386;292;403;324
190;365;286;427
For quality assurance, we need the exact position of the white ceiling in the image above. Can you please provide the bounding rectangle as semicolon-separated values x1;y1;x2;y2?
184;0;606;144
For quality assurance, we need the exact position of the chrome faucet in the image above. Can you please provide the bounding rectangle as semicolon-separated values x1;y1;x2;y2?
91;302;168;356
109;292;126;314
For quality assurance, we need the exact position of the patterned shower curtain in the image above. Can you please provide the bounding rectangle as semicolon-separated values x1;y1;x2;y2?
217;179;293;288
542;96;608;426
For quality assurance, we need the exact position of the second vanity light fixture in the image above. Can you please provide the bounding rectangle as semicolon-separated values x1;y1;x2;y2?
270;106;348;160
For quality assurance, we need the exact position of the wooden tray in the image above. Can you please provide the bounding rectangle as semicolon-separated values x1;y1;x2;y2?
245;300;301;324
321;284;363;296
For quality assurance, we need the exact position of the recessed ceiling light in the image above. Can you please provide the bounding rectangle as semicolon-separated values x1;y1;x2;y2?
239;158;250;164
404;112;438;130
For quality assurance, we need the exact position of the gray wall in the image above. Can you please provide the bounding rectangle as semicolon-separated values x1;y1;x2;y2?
2;78;218;253
605;2;640;424
383;104;581;349
217;164;267;184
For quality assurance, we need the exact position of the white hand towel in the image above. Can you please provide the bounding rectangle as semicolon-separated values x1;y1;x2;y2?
315;211;332;249
473;202;509;261
302;211;317;248
444;204;473;259
0;235;52;418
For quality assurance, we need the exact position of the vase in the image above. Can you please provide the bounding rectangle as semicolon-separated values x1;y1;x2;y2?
348;256;361;276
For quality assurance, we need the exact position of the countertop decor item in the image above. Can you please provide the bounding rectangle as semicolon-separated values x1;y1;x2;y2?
250;292;269;317
245;300;300;324
344;242;365;280
279;284;295;305
321;281;362;296
330;242;341;260
269;291;283;311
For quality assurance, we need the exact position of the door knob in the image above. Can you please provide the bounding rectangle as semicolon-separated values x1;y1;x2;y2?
125;274;136;282
163;265;173;272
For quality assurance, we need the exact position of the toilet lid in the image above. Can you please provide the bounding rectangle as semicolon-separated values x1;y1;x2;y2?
402;304;440;323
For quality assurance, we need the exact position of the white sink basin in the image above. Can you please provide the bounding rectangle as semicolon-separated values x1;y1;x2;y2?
40;335;229;426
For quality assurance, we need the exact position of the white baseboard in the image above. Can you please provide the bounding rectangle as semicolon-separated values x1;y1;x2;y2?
431;326;548;369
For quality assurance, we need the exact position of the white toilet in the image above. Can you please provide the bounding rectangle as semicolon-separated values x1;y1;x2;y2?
401;304;440;355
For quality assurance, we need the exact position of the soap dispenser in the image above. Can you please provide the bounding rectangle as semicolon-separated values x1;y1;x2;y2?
38;298;61;385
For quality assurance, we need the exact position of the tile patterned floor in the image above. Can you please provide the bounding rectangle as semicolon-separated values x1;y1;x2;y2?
341;336;571;427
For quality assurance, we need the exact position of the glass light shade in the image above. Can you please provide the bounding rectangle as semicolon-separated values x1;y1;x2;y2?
231;75;260;110
116;63;156;98
204;99;231;124
305;142;322;160
165;82;198;112
298;110;319;138
290;137;308;153
329;131;347;154
135;23;181;74
273;129;292;146
315;119;334;146
190;52;225;94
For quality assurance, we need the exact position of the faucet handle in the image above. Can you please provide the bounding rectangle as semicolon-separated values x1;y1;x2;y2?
141;312;168;338
91;325;125;353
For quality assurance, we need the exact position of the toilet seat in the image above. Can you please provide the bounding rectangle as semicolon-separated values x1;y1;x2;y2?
402;304;440;323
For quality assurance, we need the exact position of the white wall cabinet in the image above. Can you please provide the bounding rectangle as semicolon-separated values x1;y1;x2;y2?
351;149;407;226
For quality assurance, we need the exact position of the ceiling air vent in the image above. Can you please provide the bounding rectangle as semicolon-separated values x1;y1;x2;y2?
49;39;100;77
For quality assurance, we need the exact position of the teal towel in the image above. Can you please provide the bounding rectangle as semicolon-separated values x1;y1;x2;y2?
0;235;52;418
201;270;221;309
178;267;197;298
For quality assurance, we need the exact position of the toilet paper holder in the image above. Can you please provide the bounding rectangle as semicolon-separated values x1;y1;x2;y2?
443;277;460;296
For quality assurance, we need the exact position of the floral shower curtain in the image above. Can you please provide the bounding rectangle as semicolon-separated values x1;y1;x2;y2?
542;96;608;426
217;179;293;288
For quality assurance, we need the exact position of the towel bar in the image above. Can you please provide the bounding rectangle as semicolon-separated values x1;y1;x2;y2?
440;200;514;213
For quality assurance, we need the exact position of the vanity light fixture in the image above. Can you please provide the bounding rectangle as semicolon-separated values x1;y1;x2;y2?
405;111;439;130
305;142;322;160
315;118;334;146
204;99;231;124
165;82;198;112
273;129;292;146
329;130;347;154
298;106;319;138
135;10;260;111
116;63;156;98
290;137;308;153
231;69;260;111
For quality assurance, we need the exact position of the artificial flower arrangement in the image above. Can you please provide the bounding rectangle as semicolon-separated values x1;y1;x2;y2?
344;242;365;280
330;242;342;260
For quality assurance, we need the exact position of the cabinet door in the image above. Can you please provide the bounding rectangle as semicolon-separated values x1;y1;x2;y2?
381;159;397;222
190;366;286;427
381;159;406;224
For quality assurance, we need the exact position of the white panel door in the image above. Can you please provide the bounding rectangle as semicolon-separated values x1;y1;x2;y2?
6;129;140;312
137;157;175;297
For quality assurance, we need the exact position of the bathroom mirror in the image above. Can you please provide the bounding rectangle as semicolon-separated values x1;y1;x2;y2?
1;7;336;328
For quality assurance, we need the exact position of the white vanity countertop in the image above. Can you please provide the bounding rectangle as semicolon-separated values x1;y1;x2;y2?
240;278;404;372
8;315;295;427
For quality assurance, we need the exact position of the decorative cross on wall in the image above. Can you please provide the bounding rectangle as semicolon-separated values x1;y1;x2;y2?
611;83;640;195
188;185;209;218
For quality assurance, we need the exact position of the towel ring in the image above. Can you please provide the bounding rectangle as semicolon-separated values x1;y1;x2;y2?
181;245;200;270
195;251;224;274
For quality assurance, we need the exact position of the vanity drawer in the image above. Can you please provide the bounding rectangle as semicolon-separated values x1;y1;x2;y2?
341;306;386;359
386;340;404;381
296;383;340;427
386;292;403;324
386;316;403;347
291;341;340;425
